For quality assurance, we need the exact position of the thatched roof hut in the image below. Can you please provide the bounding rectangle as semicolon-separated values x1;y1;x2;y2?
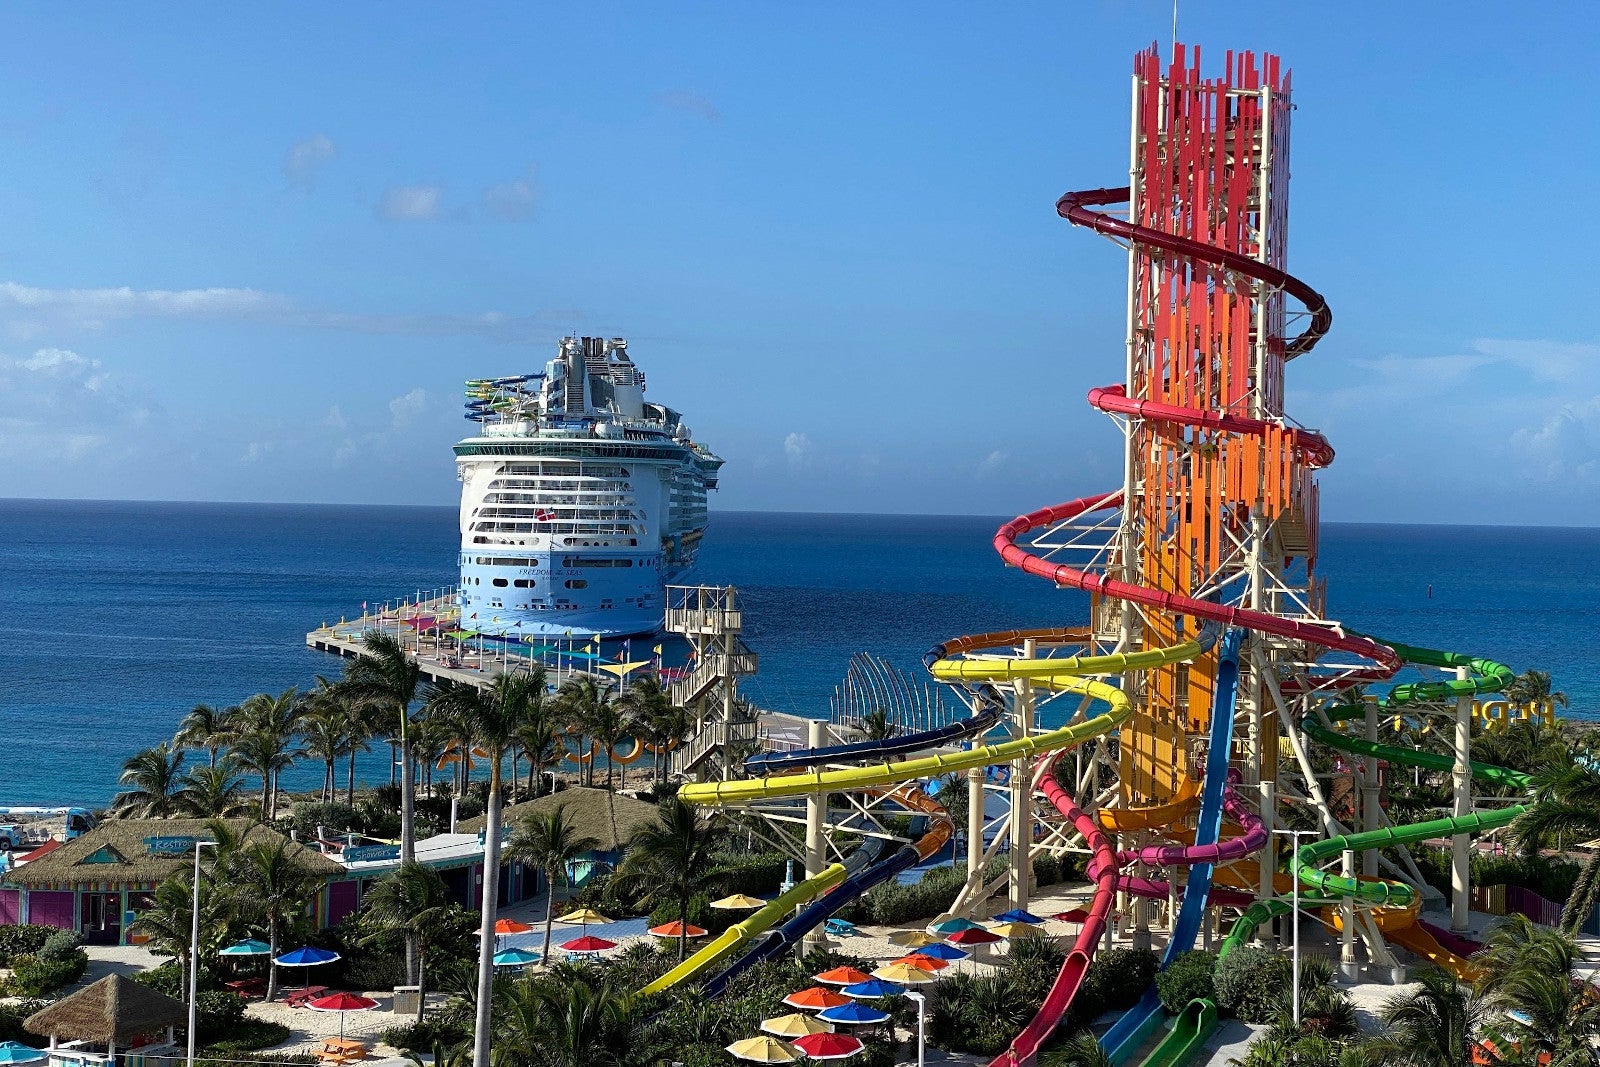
459;786;659;852
4;818;341;890
24;974;187;1048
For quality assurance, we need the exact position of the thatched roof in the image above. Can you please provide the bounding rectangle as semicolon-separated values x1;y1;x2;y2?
25;974;187;1046
3;818;341;888
460;786;659;852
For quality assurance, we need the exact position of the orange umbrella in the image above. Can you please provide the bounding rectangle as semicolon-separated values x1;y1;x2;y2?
649;921;709;938
891;954;946;972
813;966;874;986
782;986;853;1011
494;919;534;935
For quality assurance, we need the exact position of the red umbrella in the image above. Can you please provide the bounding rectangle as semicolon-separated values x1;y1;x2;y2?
946;927;1001;945
783;986;853;1011
793;1032;865;1060
559;935;618;954
1053;908;1091;923
306;992;379;1039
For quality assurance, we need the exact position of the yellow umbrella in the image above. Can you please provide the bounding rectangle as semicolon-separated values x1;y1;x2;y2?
760;1013;834;1038
988;922;1046;940
872;963;937;985
710;894;767;910
726;1036;801;1063
888;930;941;948
557;908;611;925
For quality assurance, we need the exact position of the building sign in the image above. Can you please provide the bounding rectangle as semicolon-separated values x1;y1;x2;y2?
143;836;207;856
343;844;401;864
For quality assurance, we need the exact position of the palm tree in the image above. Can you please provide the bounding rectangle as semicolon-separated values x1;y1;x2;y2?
614;796;722;961
496;976;647;1067
301;689;353;805
177;760;253;817
616;676;687;789
554;677;608;787
517;710;562;799
1470;915;1600;1063
344;632;423;862
226;836;326;1001
230;689;304;820
506;804;599;961
1360;966;1479;1067
128;871;232;998
427;673;540;1067
1505;669;1568;710
112;742;188;818
861;706;895;741
358;860;472;1022
1510;757;1600;932
174;703;236;769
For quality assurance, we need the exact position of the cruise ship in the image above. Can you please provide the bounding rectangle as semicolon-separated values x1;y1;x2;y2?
456;336;723;637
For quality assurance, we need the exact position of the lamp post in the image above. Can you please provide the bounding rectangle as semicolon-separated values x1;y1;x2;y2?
1273;828;1317;1027
186;838;218;1067
905;990;927;1067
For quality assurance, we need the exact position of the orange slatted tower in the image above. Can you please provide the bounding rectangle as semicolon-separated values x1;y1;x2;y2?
1114;45;1315;814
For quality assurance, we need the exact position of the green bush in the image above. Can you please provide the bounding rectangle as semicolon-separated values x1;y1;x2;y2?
292;801;364;839
38;929;83;961
710;851;789;898
1155;950;1217;1014
647;892;740;937
192;990;246;1042
0;1001;47;1045
1214;945;1292;1023
5;949;88;996
1068;947;1159;1028
382;1019;470;1052
0;925;54;966
201;1019;289;1054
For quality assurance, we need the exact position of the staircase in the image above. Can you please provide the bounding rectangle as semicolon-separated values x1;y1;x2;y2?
665;585;761;779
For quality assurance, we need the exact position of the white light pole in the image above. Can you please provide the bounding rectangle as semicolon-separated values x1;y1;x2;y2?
1273;828;1316;1027
905;990;927;1067
186;838;218;1067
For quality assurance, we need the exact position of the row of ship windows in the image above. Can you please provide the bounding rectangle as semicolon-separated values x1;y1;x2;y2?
466;576;591;589
498;465;632;478
471;521;644;534
469;535;641;548
462;556;638;569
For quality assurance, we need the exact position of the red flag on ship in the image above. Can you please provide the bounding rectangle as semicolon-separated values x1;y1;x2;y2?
535;508;555;521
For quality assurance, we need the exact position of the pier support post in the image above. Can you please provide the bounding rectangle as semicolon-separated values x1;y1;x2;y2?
1452;666;1472;934
804;718;828;950
1008;639;1036;911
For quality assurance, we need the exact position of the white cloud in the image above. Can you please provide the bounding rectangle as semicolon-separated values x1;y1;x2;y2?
783;431;812;468
977;449;1008;475
283;134;336;188
1509;396;1600;483
483;167;538;222
1472;339;1597;384
388;388;427;430
377;184;443;221
0;280;574;343
0;347;155;463
654;89;720;122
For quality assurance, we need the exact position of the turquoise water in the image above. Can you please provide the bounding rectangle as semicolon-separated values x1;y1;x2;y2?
0;499;1594;806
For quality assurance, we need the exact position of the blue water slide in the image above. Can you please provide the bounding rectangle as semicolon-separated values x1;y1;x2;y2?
1100;628;1243;1064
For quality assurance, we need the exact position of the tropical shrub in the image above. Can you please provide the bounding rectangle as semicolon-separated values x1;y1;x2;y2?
1067;946;1159;1028
0;925;53;965
1155;950;1216;1014
291;801;363;839
0;1001;46;1045
191;991;247;1042
37;929;83;961
4;949;88;996
1215;945;1293;1023
200;1020;290;1055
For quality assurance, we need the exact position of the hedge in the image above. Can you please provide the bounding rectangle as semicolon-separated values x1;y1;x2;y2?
1214;945;1292;1023
1155;950;1216;1014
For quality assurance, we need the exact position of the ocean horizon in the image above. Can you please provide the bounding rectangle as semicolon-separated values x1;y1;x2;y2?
2;497;1594;807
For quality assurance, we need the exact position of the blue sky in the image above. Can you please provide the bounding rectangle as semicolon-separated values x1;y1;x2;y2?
1;3;1596;523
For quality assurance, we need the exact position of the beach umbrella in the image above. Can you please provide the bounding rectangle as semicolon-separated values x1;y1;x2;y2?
219;939;272;956
792;1032;866;1060
782;986;853;1011
988;922;1046;940
892;954;946;972
888;930;941;949
945;927;1002;946
711;893;766;910
813;966;874;986
841;978;904;999
910;942;968;961
306;992;378;1039
760;1013;834;1038
818;1002;891;1027
1053;907;1091;923
725;1036;800;1063
559;935;617;955
993;908;1046;925
275;946;341;966
494;919;534;935
0;1043;45;1065
557;907;611;925
871;963;936;985
929;917;982;935
492;948;542;968
648;921;708;939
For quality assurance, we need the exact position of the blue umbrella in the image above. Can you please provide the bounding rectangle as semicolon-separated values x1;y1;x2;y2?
993;908;1046;925
492;948;542;968
275;946;341;966
910;942;968;961
220;939;272;956
841;979;904;999
0;1043;45;1065
818;1002;891;1026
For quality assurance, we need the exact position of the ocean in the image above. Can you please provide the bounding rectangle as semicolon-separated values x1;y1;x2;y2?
0;499;1595;807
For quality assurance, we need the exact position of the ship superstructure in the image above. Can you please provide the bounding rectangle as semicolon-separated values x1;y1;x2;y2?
456;336;722;637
